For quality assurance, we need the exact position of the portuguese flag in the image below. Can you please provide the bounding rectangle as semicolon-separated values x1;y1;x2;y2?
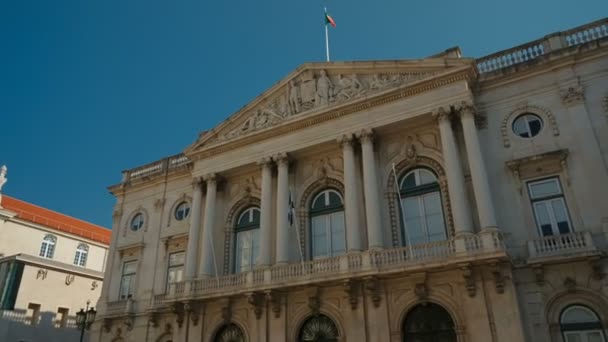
325;12;336;28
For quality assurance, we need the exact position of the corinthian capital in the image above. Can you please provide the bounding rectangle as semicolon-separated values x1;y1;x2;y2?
273;152;289;166
356;128;374;144
191;176;204;188
257;156;273;167
203;173;217;184
432;106;451;123
456;101;476;119
337;133;355;148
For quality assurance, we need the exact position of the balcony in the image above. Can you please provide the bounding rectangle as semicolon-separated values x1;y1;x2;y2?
102;299;135;318
527;231;601;263
154;231;506;307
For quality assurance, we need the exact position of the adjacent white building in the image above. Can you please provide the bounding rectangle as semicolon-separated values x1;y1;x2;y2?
0;194;111;341
94;18;608;342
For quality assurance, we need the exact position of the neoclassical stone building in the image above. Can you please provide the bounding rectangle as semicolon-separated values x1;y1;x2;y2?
93;18;608;342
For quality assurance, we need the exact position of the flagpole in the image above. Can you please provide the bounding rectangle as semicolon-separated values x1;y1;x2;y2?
324;7;330;62
392;163;414;259
290;188;307;273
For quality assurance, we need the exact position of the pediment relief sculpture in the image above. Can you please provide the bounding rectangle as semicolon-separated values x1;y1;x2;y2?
206;69;439;146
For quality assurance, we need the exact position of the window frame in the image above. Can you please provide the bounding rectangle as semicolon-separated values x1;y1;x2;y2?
39;235;57;259
560;305;606;342
73;243;89;267
233;207;261;273
512;113;544;138
174;201;191;221
166;251;185;292
526;176;574;237
309;189;346;259
398;168;448;246
119;260;137;300
130;213;145;231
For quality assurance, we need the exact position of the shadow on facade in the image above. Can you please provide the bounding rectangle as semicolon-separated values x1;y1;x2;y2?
0;309;86;342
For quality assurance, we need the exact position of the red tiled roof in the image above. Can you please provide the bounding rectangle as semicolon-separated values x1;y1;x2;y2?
2;195;111;245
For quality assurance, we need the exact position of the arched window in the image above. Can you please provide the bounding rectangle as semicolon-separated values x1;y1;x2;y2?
561;305;606;342
39;235;57;259
174;202;190;221
234;207;260;273
213;323;245;342
130;213;144;231
310;189;345;259
73;243;89;267
398;168;447;245
403;303;456;342
298;314;339;342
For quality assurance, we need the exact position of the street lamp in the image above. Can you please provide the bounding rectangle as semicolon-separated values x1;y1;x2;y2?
76;300;96;342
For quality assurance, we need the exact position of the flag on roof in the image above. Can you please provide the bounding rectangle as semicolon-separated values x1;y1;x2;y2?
325;12;336;28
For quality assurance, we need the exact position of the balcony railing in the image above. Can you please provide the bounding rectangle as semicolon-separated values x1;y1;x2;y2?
103;299;135;317
155;232;505;305
527;231;598;260
477;17;608;74
121;153;192;182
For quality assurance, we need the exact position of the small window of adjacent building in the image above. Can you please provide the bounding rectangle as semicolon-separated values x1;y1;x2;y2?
56;307;69;328
561;305;606;342
528;177;572;237
513;113;543;138
166;251;185;291
28;303;41;326
174;202;190;221
39;235;57;259
73;244;89;267
130;213;144;231
119;261;137;300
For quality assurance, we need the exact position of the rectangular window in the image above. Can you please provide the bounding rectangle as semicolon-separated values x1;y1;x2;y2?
166;252;185;291
527;177;572;237
56;307;69;328
119;261;137;300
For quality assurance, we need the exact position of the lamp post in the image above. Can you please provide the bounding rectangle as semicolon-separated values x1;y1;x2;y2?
75;300;96;342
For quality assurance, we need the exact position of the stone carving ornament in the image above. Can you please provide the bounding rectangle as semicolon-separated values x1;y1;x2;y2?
0;165;7;208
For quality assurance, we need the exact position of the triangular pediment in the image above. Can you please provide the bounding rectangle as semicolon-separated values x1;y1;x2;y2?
186;57;473;155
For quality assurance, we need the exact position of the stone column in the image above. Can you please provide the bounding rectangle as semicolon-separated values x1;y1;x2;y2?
339;134;362;251
434;107;473;235
198;174;217;278
275;153;290;264
458;102;498;231
359;129;384;249
185;177;203;279
258;158;273;266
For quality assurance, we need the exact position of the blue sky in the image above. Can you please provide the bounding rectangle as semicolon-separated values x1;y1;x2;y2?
0;0;606;229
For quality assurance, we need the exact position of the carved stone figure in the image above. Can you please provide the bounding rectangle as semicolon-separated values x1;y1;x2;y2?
0;165;6;208
288;80;301;114
369;74;391;91
315;70;333;106
336;74;365;101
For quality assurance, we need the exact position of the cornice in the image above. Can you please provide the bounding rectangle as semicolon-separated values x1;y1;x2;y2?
0;253;105;279
186;65;476;161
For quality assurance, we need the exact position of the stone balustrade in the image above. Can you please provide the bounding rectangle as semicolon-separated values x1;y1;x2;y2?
476;17;607;74
121;153;192;182
154;232;505;306
103;299;130;317
527;231;598;259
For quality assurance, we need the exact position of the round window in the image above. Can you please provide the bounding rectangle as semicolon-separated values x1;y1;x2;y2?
174;202;190;221
130;213;144;231
512;113;543;138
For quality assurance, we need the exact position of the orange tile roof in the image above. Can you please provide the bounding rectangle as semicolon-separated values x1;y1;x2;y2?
2;195;111;245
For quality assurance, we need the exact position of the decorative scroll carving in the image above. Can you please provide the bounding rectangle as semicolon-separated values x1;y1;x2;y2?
103;318;112;333
171;302;184;328
247;292;265;320
343;279;360;310
364;277;382;308
266;290;282;318
502;103;560;148
215;70;437;143
490;263;505;294
65;274;75;286
184;301;200;326
412;273;429;302
560;85;585;106
91;281;98;290
590;257;605;281
460;264;476;297
308;287;321;315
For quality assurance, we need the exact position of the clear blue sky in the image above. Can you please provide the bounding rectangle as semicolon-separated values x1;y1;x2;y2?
0;0;606;229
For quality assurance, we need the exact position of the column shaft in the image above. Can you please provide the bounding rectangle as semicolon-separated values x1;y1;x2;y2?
185;178;203;279
360;130;384;249
459;104;498;230
275;154;290;264
435;108;473;235
198;175;217;278
340;135;362;251
258;159;273;266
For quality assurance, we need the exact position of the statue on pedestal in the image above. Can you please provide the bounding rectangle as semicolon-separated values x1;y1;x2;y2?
0;165;7;208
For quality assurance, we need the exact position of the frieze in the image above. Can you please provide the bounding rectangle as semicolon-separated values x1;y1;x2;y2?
213;70;437;144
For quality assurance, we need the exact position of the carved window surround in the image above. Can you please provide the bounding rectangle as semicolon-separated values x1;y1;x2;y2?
161;233;188;253
506;149;569;194
117;242;145;258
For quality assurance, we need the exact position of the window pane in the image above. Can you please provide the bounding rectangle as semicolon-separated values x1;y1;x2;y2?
551;199;571;234
330;212;346;255
513;118;529;137
328;191;342;206
529;179;560;199
312;216;328;257
169;252;185;267
235;232;251;272
123;261;137;274
403;198;424;244
564;333;581;342
423;193;446;241
528;118;542;136
562;306;599;324
401;173;416;190
418;170;436;185
534;202;554;236
251;229;260;266
312;195;325;210
587;331;603;342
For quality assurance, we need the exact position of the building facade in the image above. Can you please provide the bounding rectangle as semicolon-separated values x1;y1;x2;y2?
94;18;608;342
0;193;111;341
